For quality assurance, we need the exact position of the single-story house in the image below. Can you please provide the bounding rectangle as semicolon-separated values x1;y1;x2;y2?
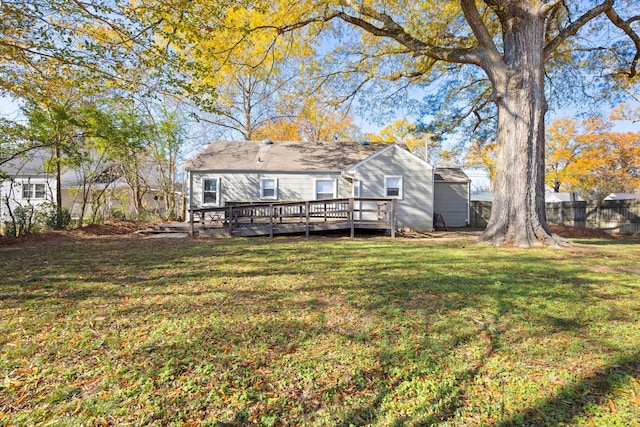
471;191;586;204
185;140;471;232
603;193;640;201
545;192;584;203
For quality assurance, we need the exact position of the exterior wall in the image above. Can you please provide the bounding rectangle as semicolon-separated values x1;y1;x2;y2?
0;176;56;223
350;146;434;231
434;182;469;227
187;171;348;212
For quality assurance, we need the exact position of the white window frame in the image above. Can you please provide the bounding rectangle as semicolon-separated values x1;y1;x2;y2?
22;182;46;200
202;177;221;206
315;178;337;200
384;175;403;199
260;178;278;200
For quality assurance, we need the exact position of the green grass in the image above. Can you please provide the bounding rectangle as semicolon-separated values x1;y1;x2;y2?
1;235;639;426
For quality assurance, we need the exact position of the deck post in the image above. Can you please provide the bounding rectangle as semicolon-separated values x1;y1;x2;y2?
189;210;194;236
269;205;274;238
390;199;397;238
305;201;310;238
349;198;355;238
228;206;233;237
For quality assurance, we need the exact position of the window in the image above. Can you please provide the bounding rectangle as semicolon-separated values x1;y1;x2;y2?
260;178;278;200
315;179;336;200
22;183;46;200
202;177;220;205
384;175;403;199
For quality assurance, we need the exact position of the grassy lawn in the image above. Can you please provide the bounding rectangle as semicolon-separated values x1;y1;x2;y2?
1;234;639;426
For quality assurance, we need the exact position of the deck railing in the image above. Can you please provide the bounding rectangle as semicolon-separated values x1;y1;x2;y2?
189;198;397;238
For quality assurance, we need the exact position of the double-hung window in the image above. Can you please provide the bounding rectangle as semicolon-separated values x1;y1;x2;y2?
22;183;46;200
260;178;278;200
315;179;336;200
384;175;403;199
202;177;220;205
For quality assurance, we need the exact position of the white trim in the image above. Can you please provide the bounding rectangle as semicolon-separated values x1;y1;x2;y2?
259;177;278;200
352;179;361;198
314;178;337;200
202;177;221;206
384;175;403;199
21;181;46;200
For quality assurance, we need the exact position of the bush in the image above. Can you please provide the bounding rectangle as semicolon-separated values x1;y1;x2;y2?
2;203;71;237
39;202;71;230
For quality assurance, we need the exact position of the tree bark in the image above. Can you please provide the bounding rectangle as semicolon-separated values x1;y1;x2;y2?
477;4;567;247
55;142;64;229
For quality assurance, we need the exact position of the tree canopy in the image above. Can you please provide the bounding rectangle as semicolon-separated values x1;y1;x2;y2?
2;0;639;245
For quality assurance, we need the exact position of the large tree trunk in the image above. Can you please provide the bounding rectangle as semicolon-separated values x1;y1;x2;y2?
478;5;566;247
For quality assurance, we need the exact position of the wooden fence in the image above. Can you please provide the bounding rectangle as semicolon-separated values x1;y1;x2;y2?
470;200;640;234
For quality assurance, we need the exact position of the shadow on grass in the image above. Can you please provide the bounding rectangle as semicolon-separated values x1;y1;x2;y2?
497;350;640;426
1;236;639;424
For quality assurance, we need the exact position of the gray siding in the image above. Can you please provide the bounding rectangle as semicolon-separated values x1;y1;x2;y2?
434;182;469;227
351;146;433;231
188;171;348;208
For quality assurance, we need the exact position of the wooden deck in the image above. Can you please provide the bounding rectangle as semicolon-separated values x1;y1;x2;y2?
188;198;397;238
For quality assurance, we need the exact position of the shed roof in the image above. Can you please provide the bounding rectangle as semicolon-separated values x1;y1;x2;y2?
433;168;470;183
186;140;385;171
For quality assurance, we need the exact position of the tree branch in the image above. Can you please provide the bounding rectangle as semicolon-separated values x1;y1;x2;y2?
539;0;564;16
460;0;502;66
272;4;484;66
605;7;640;78
543;0;613;59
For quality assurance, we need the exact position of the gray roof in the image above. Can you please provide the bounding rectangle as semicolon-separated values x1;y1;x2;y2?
545;192;584;202
186;140;385;171
2;148;164;190
471;191;493;201
433;168;470;183
1;148;52;177
604;193;640;200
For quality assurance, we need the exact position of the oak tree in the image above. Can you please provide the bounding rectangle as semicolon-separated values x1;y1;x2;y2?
251;0;639;246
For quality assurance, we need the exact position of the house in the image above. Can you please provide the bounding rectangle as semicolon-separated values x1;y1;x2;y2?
0;149;57;224
471;191;585;204
545;192;584;203
1;148;173;227
185;140;471;232
603;193;640;201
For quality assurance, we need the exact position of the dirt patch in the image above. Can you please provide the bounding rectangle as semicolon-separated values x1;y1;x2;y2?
549;225;622;240
0;220;145;246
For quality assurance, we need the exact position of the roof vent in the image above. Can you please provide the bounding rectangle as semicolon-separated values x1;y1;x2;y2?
357;140;370;146
262;139;273;145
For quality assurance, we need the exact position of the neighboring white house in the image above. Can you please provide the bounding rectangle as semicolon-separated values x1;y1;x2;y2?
471;191;586;204
603;193;640;201
1;148;172;225
0;150;57;224
185;140;471;232
545;192;584;203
